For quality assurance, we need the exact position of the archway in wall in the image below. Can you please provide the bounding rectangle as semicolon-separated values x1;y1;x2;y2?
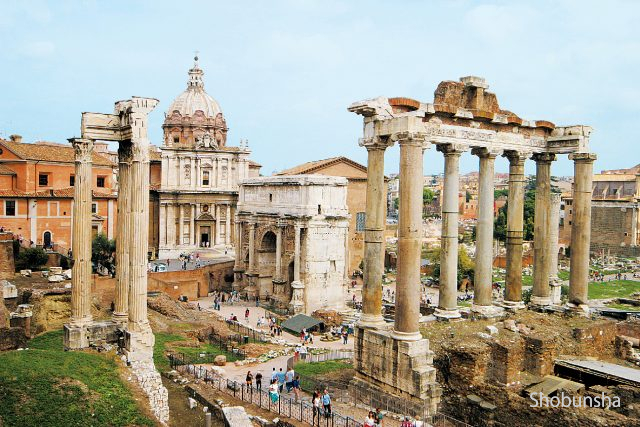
257;231;277;299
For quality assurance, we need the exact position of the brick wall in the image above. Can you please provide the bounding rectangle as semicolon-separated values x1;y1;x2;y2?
0;232;14;279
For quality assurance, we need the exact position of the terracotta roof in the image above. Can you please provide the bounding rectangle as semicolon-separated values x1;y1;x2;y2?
248;160;262;168
0;139;115;166
276;156;368;177
0;164;16;175
0;187;115;199
149;147;162;162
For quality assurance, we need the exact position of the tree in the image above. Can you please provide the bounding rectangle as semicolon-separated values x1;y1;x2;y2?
428;246;475;285
393;197;399;211
423;188;435;204
465;190;472;203
92;233;116;274
15;247;49;271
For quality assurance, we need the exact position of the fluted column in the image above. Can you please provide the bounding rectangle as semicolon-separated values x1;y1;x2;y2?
471;148;502;316
274;219;285;281
392;132;426;341
234;219;244;271
248;221;256;273
215;205;222;245
225;204;231;245
503;151;527;307
69;138;94;329
549;193;561;281
568;153;596;313
531;153;556;307
190;204;196;246
113;143;131;325
293;223;301;282
358;136;392;328
178;204;184;246
167;203;176;246
435;144;466;320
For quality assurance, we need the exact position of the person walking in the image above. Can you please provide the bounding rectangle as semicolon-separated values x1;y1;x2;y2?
255;371;263;391
292;375;301;402
245;308;250;322
269;379;279;404
312;391;321;426
342;329;348;345
285;367;295;393
374;407;384;425
270;367;278;384
276;368;286;393
322;389;331;418
364;412;376;427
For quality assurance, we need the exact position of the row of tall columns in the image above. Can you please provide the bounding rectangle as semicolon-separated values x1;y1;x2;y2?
69;138;94;332
160;202;232;247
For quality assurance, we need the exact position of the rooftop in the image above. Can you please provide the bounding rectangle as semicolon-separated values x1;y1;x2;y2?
0;139;114;166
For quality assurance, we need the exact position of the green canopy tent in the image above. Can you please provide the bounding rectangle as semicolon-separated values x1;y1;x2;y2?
281;314;325;334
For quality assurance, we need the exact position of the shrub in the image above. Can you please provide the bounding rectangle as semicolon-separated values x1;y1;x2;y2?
522;288;532;304
15;247;49;271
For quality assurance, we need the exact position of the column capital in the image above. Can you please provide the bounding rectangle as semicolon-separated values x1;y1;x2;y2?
569;152;597;162
471;147;502;159
359;136;393;151
69;138;94;163
436;143;468;156
503;150;531;163
131;141;150;163
391;131;429;149
531;152;556;163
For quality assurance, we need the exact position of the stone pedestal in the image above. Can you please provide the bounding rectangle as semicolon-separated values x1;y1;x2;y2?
352;327;441;416
550;282;562;305
289;281;305;314
123;327;155;362
63;320;119;351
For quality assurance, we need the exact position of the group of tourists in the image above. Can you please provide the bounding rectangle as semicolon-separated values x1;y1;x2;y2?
299;328;314;344
311;389;332;423
263;367;302;402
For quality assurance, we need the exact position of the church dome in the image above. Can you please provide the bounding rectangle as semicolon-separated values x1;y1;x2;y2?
167;56;222;118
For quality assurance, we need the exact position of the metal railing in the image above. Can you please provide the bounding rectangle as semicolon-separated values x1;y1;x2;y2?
169;356;363;427
225;319;269;343
287;350;354;369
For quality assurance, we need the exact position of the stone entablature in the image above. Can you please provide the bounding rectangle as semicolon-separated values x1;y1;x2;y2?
235;175;349;314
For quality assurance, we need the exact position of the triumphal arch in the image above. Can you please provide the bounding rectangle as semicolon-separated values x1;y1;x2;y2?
349;76;595;416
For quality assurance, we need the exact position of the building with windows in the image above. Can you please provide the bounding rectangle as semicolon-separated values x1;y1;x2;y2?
276;156;373;273
156;57;261;259
0;134;117;250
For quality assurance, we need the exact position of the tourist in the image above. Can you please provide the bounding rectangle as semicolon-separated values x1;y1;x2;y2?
245;308;250;322
400;417;412;427
300;328;306;343
374;407;384;425
292;375;301;402
342;329;348;345
277;368;286;393
364;412;376;427
312;391;321;425
255;371;263;391
245;370;253;387
413;415;423;427
270;368;278;383
322;389;331;418
299;344;308;361
285;367;295;392
268;379;279;403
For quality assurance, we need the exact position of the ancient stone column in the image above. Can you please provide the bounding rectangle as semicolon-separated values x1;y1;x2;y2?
568;153;596;313
359;137;391;328
503;151;527;308
293;223;301;282
471;148;502;317
248;221;256;273
531;153;556;307
113;143;131;325
190;204;196;245
69;138;94;332
215;204;222;245
435;144;466;320
234;219;244;270
274;219;285;282
392;132;426;341
178;204;184;246
225;204;231;245
289;222;305;313
123;98;159;361
549;192;562;304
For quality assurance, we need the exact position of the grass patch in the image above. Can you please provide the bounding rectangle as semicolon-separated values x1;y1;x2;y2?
294;359;352;377
458;300;472;307
154;332;240;371
0;330;153;427
522;275;533;287
558;271;570;281
589;280;640;300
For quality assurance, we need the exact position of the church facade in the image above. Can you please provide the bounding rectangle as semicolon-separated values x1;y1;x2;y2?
157;58;260;259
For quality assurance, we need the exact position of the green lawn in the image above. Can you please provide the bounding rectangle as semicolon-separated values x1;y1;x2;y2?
588;280;640;300
294;359;352;377
558;271;570;281
154;332;240;372
522;275;533;287
605;302;640;312
0;330;153;427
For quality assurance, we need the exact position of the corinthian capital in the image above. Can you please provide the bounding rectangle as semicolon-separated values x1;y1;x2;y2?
118;141;133;164
69;138;94;163
502;150;531;164
471;147;502;159
391;131;428;147
131;141;150;163
436;143;468;156
569;152;597;163
531;152;556;163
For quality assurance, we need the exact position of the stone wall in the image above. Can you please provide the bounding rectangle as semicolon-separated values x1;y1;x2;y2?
147;261;234;299
0;232;14;280
590;203;640;256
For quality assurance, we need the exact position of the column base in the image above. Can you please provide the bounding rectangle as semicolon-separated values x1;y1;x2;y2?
288;281;305;314
123;323;155;363
529;296;553;310
112;312;128;327
357;313;388;329
471;304;505;319
390;329;423;341
501;300;526;311
550;282;563;305
64;322;90;350
434;308;462;321
565;302;590;316
64;320;119;350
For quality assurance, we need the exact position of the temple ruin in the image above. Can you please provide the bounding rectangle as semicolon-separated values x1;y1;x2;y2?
62;97;169;424
349;76;595;416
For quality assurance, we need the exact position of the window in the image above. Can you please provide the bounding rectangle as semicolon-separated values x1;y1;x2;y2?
97;176;105;188
356;212;366;232
5;200;16;216
269;194;273;202
202;171;210;186
91;203;97;214
318;204;322;214
39;173;49;186
69;175;75;186
173;137;179;144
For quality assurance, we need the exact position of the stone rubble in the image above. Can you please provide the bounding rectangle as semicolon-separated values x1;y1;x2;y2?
129;359;170;425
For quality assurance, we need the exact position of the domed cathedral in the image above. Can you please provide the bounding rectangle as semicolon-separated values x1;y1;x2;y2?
157;56;261;259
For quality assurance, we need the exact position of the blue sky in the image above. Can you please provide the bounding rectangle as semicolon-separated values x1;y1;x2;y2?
1;0;638;176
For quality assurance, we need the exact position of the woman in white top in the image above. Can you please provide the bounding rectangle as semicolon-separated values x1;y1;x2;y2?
364;411;376;427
